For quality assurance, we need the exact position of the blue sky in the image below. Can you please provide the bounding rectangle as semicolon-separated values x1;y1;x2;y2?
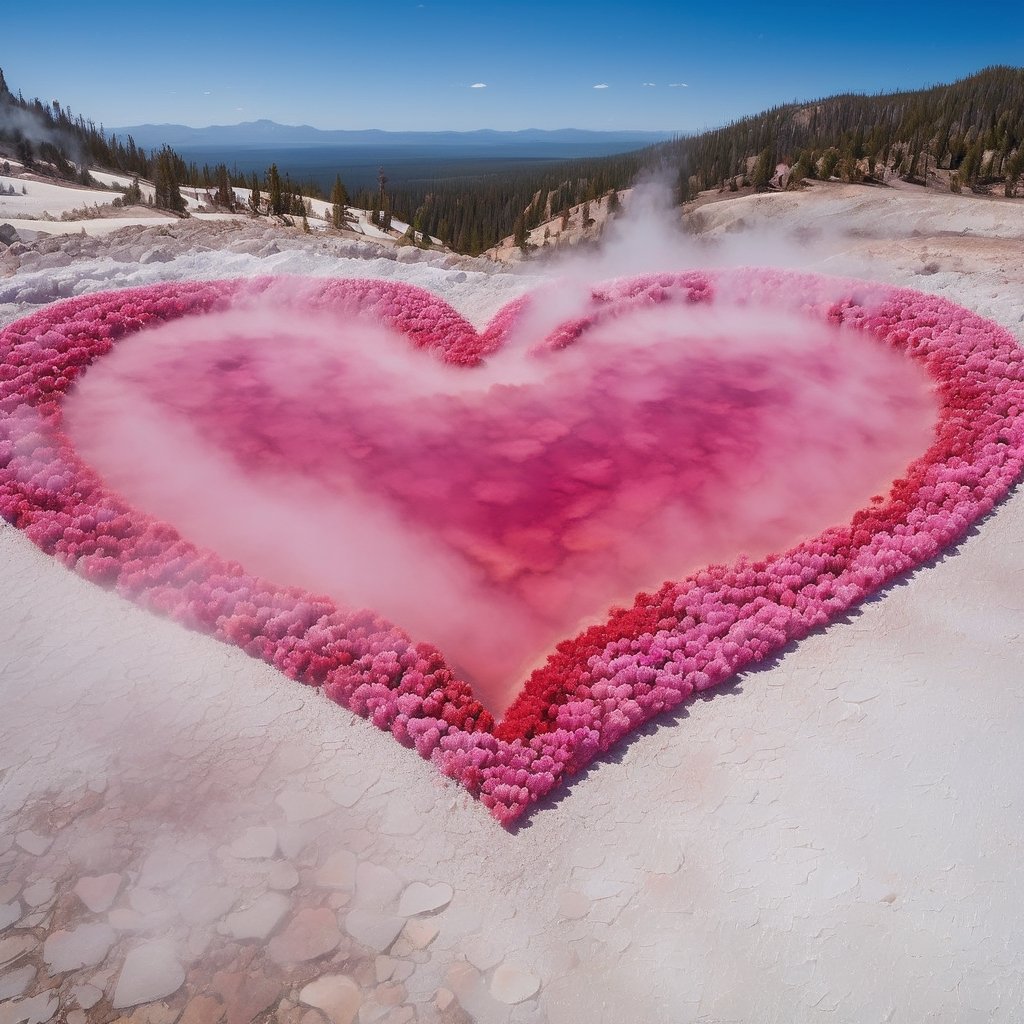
4;2;1023;131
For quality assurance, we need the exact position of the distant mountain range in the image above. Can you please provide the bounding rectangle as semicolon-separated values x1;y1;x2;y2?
110;120;679;150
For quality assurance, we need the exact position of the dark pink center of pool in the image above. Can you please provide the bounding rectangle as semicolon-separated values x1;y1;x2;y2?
64;301;937;715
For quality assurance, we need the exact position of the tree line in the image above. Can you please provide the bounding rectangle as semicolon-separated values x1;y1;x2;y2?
4;64;1022;252
371;65;1024;252
0;65;192;212
666;64;1024;199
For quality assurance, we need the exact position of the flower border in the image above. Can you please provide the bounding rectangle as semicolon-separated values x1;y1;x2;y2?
1;270;1022;825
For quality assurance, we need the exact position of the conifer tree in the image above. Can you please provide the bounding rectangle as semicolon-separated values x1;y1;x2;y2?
215;164;234;209
376;167;392;231
15;136;33;168
267;163;283;216
153;147;185;213
676;168;691;203
330;174;348;229
122;174;143;206
513;213;527;249
960;140;984;186
752;146;774;190
249;172;260;214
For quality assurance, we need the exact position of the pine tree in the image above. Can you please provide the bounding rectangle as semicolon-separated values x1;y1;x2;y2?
513;213;527;249
1005;148;1024;197
267;164;283;216
376;168;393;231
15;136;33;168
122;174;143;206
960;140;984;187
152;147;185;213
676;168;691;203
249;172;260;214
330;174;348;229
215;164;234;209
752;146;774;190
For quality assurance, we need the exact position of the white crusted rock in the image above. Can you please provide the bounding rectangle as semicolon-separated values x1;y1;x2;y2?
43;923;116;974
299;974;361;1024
0;902;22;931
276;789;334;823
218;892;290;941
227;826;278;860
267;907;342;965
490;963;541;1005
112;940;185;1009
314;851;357;890
0;964;35;1001
343;908;404;953
74;873;123;914
397;881;452;917
15;831;52;856
21;880;55;907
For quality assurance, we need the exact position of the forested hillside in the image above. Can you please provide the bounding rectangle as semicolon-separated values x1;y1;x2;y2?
0;67;190;211
668;64;1024;197
377;66;1024;254
3;65;1022;255
348;152;647;255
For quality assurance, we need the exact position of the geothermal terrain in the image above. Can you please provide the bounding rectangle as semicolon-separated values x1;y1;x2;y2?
2;175;1024;1024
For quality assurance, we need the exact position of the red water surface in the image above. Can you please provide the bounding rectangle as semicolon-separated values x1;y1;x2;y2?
65;300;936;714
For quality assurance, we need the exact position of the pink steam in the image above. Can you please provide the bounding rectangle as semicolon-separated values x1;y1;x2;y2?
64;287;934;713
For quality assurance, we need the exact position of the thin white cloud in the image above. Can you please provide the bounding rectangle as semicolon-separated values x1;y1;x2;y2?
642;82;657;87
203;91;212;96
593;83;609;90
669;82;689;88
470;82;487;89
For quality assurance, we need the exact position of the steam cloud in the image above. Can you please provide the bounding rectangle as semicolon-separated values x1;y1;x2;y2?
0;101;85;165
64;272;937;716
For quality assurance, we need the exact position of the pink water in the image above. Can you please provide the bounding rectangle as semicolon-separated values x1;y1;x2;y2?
65;301;937;714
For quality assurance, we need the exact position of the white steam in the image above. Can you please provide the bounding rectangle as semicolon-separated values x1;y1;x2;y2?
64;281;937;716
